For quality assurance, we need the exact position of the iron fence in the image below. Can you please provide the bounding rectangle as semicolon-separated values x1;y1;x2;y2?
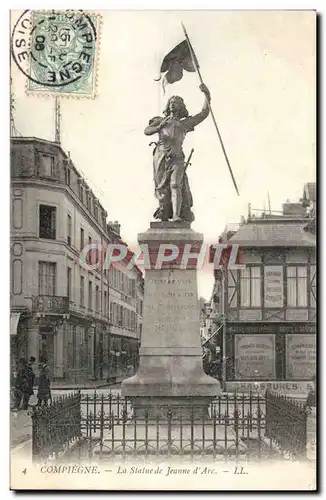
31;390;309;461
31;392;81;460
265;391;308;458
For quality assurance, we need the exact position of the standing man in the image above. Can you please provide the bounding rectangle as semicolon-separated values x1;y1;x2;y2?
37;364;51;406
21;356;36;410
13;357;26;410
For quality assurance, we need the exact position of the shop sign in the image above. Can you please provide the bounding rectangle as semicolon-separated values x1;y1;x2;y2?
235;334;275;380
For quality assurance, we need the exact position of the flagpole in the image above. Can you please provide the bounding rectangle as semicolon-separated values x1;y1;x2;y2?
181;23;240;197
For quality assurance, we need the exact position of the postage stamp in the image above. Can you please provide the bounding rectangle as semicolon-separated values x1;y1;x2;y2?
11;10;100;98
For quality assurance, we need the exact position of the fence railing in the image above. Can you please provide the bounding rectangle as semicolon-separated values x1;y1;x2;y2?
265;391;308;458
31;392;81;460
31;390;309;461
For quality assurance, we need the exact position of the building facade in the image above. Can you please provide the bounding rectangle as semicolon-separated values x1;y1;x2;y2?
10;137;143;383
211;191;316;394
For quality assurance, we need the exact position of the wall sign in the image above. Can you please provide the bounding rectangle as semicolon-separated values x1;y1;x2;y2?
235;334;275;380
286;334;316;380
264;266;284;308
227;323;315;335
225;380;315;395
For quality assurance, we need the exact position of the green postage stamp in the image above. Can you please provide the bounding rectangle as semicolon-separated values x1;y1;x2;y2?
11;10;100;98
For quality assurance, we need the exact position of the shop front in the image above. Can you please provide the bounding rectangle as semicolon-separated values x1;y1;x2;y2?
225;322;316;395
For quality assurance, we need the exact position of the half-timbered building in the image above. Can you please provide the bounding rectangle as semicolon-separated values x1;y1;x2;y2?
212;194;316;395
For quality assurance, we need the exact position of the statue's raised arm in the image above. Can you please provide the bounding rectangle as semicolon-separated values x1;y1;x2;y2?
185;83;211;129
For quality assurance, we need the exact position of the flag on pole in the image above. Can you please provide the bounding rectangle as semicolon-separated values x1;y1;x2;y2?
155;40;198;92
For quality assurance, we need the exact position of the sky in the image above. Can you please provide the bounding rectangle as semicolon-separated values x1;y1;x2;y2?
10;10;316;299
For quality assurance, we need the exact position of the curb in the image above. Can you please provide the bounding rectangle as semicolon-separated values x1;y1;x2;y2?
33;383;117;391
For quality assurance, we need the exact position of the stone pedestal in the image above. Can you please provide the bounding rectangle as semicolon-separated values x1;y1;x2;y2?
122;222;220;418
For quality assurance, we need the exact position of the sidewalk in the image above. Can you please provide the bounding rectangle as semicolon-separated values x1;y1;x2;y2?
11;410;32;449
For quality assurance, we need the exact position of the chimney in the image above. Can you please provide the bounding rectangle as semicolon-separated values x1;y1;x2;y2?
108;220;121;236
282;202;306;217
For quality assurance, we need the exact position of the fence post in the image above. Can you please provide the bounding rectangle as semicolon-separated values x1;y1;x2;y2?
234;409;239;460
213;408;217;458
31;408;40;462
167;408;172;457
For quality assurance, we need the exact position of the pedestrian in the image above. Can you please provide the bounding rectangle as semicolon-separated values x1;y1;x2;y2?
13;357;26;410
37;364;51;406
21;356;36;410
306;374;316;408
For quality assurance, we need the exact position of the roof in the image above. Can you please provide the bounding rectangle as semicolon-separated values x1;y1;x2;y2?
11;136;107;213
229;220;316;247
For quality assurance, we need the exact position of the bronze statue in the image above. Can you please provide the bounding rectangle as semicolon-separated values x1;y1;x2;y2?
145;83;211;222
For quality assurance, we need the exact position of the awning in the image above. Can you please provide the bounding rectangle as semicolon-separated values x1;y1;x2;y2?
10;313;21;336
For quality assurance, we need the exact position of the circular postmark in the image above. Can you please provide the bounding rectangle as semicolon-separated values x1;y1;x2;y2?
11;10;97;93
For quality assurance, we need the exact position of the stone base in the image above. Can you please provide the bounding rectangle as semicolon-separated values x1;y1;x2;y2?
129;396;212;420
122;224;220;421
122;370;220;419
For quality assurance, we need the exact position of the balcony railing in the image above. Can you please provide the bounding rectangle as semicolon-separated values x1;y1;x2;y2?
32;295;69;314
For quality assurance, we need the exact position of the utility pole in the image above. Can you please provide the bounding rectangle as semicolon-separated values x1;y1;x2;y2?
54;96;61;144
10;83;20;137
221;267;227;392
267;191;272;214
10;93;15;137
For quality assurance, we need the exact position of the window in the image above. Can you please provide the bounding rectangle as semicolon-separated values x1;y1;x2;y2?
131;279;136;298
95;285;99;312
80;228;84;251
80;276;85;307
67;267;72;300
104;291;107;316
310;265;316;308
87;193;91;211
287;266;308;307
65;167;71;186
118;305;123;326
240;266;261;307
67;214;72;246
113;269;118;290
94;203;98;221
38;262;56;296
87;236;92;265
88;281;92;310
79;183;84;203
110;301;113;323
39;205;56;239
40;154;54;177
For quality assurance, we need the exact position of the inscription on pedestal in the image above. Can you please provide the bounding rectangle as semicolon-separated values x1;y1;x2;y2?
143;270;200;346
